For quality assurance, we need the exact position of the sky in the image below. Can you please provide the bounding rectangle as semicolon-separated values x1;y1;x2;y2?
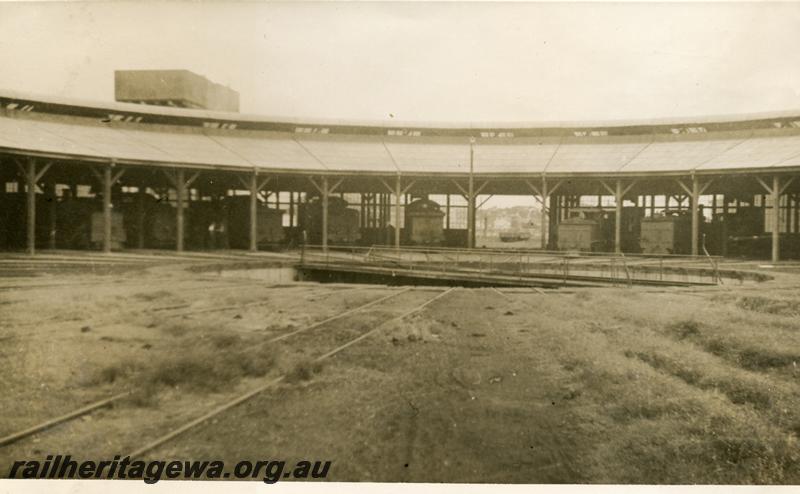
0;1;799;126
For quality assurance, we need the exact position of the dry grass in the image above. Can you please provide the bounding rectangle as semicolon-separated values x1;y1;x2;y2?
384;314;443;345
285;359;325;383
86;324;277;406
510;288;800;483
737;295;800;317
131;290;178;302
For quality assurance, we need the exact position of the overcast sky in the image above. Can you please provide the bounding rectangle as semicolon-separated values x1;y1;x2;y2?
0;1;798;125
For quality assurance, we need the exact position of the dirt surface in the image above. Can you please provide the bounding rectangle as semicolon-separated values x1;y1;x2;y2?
2;251;800;484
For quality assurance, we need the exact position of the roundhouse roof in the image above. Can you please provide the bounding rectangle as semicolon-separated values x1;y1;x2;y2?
1;90;800;177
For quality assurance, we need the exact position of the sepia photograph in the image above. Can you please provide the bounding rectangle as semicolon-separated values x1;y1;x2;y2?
1;1;800;491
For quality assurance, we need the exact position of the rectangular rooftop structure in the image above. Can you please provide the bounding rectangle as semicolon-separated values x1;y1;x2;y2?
114;70;239;112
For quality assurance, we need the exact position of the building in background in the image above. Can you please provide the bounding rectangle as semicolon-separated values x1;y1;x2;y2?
114;69;239;112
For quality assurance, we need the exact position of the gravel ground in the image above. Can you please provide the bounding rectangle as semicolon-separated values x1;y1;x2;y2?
2;253;799;483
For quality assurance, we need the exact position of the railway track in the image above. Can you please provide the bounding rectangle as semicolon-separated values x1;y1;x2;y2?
0;287;453;454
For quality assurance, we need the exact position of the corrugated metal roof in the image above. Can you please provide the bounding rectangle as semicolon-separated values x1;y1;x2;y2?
297;136;396;172
383;142;470;173
4;87;800;131
473;142;558;173
208;133;322;171
2;111;800;176
700;136;800;170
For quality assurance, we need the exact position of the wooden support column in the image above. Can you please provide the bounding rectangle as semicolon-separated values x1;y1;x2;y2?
754;175;794;263
47;181;57;250
614;181;622;253
17;158;53;255
377;176;415;250
321;176;329;251
359;194;365;228
102;165;113;253
249;172;258;252
445;194;451;230
289;191;295;228
25;158;36;255
551;195;560;247
467;174;475;249
176;168;185;252
90;162;125;252
237;171;272;252
450;178;488;250
540;178;548;249
721;195;728;257
771;176;781;263
676;175;713;256
525;176;561;250
772;175;780;263
308;176;342;252
691;177;699;255
395;175;402;249
600;179;636;254
162;168;199;252
137;186;146;249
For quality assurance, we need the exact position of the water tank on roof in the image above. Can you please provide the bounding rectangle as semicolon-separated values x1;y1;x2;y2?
114;70;239;112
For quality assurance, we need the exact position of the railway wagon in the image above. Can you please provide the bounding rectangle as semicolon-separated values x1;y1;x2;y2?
300;196;361;245
640;213;691;254
557;217;602;251
404;198;445;245
225;196;285;249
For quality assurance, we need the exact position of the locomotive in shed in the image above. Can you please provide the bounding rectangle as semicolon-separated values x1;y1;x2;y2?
404;198;445;246
299;196;361;245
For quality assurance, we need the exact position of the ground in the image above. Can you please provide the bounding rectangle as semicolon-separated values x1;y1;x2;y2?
1;251;800;484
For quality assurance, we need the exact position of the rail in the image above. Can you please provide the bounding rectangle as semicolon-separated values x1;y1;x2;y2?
298;245;725;286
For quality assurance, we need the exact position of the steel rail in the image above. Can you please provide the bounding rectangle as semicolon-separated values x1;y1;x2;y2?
265;287;411;343
0;287;416;450
161;286;373;318
0;392;130;447
126;287;455;459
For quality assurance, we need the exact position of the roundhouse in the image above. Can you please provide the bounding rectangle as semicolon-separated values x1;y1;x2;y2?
1;90;799;261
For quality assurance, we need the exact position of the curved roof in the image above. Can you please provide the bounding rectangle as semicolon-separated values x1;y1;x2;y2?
2;90;800;177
